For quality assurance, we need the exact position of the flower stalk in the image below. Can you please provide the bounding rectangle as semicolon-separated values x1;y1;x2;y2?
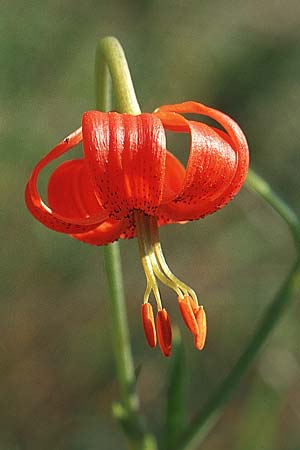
95;36;157;450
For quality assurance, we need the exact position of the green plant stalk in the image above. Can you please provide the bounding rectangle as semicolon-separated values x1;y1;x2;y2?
95;37;157;450
95;36;141;115
176;169;300;450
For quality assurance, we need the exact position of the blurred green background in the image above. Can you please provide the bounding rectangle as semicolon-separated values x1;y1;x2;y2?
1;0;300;449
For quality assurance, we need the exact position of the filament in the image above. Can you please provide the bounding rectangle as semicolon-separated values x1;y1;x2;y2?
149;216;199;306
135;210;198;308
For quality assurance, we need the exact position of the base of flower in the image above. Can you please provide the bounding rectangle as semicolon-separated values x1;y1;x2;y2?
135;211;207;356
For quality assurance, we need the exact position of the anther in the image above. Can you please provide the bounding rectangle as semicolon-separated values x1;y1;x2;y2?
156;309;172;357
194;305;207;351
178;296;199;336
141;303;157;348
186;295;198;314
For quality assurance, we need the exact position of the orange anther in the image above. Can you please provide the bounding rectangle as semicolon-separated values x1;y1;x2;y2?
141;303;157;348
178;296;199;336
187;296;198;314
156;309;172;357
194;305;207;350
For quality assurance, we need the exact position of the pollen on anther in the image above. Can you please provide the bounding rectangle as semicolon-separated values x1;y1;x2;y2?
141;303;157;348
178;296;199;336
194;305;207;351
156;309;172;357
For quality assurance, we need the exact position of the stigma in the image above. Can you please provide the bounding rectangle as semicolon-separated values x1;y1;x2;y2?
135;211;207;356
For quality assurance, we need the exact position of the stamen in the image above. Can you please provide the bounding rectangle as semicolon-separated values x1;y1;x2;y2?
194;305;207;350
141;303;157;348
149;251;184;298
149;216;199;306
135;210;207;354
178;296;199;336
143;283;152;304
135;211;162;310
156;309;172;356
137;213;184;298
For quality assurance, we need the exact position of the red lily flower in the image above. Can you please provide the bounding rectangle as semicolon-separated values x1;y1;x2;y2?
25;101;249;356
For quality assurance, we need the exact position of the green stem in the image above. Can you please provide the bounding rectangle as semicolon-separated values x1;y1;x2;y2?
95;36;141;115
102;243;138;412
95;37;157;450
176;168;300;450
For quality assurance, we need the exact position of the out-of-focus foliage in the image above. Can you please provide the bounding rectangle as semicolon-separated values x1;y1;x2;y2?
1;1;300;449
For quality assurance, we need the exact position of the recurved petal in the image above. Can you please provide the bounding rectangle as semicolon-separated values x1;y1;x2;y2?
71;218;128;245
155;102;249;222
48;159;104;219
48;158;128;245
161;151;185;203
177;102;249;182
82;111;167;220
25;128;108;234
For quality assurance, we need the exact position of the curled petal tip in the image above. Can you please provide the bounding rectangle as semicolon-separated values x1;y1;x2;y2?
178;296;199;336
194;305;207;351
141;303;157;348
156;309;172;357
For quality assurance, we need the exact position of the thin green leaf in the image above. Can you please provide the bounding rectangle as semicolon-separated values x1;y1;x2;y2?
175;168;300;450
175;258;300;450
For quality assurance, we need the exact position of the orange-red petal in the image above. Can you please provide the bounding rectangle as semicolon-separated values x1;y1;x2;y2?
178;296;199;336
25;128;108;234
47;158;129;245
48;159;104;218
72;218;129;245
161;151;185;203
155;102;249;222
156;309;172;357
141;303;157;348
82;111;167;220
